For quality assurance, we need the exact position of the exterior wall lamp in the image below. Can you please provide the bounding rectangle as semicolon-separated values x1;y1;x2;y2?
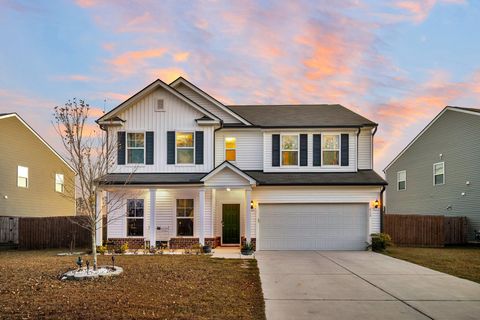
251;200;254;209
374;199;379;209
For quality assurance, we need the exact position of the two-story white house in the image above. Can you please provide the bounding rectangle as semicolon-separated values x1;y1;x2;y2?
95;77;387;251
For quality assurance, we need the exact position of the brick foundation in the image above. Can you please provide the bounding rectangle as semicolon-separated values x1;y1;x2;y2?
108;238;145;249
169;237;221;249
241;237;256;250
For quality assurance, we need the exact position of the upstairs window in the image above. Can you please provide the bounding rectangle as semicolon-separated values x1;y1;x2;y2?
55;174;64;193
433;162;445;185
397;170;406;191
127;199;144;236
281;135;298;166
17;166;28;188
322;134;340;166
225;137;236;161
177;199;194;236
127;133;145;164
176;132;194;164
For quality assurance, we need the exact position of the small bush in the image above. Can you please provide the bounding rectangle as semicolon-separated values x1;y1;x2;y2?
120;243;129;253
370;233;392;252
242;241;254;251
97;245;108;255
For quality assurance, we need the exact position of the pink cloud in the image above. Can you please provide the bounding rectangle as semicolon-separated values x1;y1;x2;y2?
107;48;167;76
173;52;190;62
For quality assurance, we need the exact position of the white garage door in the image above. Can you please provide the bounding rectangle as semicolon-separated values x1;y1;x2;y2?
259;203;368;250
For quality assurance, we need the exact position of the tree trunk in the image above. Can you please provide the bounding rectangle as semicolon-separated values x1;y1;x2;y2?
91;228;97;270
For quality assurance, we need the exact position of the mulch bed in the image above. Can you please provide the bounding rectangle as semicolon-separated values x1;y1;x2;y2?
0;250;265;319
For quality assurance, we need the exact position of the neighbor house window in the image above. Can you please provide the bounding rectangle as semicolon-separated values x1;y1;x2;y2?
397;170;406;191
281;135;298;166
322;134;340;166
127;199;144;236
17;166;28;188
433;162;445;185
55;174;64;193
176;199;194;236
127;132;145;164
176;132;194;164
225;137;236;161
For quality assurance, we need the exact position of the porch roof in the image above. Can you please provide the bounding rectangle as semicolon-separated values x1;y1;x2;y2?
96;173;205;185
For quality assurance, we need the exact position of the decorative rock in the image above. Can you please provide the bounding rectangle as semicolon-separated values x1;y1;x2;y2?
61;265;123;281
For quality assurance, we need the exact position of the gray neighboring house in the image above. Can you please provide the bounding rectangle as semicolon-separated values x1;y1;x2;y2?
384;106;480;240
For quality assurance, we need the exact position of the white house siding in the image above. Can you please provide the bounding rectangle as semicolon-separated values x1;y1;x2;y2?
215;129;263;170
203;167;252;187
108;87;215;173
174;83;241;123
369;208;381;234
263;129;357;172
358;128;373;169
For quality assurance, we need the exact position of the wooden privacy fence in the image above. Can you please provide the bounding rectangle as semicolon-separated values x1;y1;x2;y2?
384;214;468;247
18;216;91;250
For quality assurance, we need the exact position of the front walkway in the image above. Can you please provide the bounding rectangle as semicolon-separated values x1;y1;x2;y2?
256;251;480;320
211;247;255;259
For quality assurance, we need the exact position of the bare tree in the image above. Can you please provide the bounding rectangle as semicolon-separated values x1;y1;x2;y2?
53;98;134;269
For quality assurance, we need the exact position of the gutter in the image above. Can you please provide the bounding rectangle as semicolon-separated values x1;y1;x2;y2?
356;128;361;171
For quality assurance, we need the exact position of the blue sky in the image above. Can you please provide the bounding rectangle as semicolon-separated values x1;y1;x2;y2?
0;0;479;170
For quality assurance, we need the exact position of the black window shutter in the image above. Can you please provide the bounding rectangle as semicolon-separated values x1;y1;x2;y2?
272;134;280;167
117;131;126;165
145;131;154;165
195;131;204;164
167;131;175;164
313;134;321;166
341;134;349;166
300;134;308;166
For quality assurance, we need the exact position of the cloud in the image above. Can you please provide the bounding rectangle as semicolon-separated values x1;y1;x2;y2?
392;0;466;23
52;74;92;82
173;52;190;62
107;48;167;76
149;67;187;84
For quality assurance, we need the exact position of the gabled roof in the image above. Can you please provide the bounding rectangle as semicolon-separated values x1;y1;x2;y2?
226;104;377;128
97;79;222;124
0;113;76;173
170;77;252;125
201;161;257;186
384;106;480;172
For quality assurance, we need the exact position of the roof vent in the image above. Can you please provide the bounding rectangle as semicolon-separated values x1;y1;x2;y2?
155;99;165;112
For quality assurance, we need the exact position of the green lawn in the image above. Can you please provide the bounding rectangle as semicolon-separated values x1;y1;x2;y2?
0;250;265;319
385;246;480;284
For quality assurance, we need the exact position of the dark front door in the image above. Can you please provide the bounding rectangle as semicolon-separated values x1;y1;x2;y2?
222;204;240;244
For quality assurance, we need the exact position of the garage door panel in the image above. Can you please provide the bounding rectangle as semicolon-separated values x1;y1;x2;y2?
259;203;368;250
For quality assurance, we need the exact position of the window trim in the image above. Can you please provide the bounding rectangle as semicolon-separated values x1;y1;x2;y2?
125;131;146;165
321;133;341;167
55;173;64;193
224;137;237;162
126;199;144;238
17;165;28;188
397;170;407;191
433;162;445;186
175;198;195;237
175;131;195;165
280;133;299;167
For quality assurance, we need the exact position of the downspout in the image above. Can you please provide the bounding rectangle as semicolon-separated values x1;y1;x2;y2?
380;185;386;233
371;126;378;170
356;128;361;171
213;120;224;166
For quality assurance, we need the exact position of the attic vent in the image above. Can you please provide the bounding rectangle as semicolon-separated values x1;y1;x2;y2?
155;99;165;112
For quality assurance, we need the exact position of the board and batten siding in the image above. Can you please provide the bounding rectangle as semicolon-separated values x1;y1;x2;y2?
263;130;357;172
108;87;215;173
358;128;373;169
215;130;263;170
203;168;251;187
174;83;241;123
385;109;480;240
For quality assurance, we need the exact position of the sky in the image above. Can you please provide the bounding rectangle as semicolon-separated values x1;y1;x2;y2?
0;0;479;171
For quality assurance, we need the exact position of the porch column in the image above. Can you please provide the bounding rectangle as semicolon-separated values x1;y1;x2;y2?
95;190;103;246
149;189;156;247
245;189;252;243
199;189;205;245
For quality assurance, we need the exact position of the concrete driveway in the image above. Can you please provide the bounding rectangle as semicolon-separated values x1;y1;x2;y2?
256;251;480;320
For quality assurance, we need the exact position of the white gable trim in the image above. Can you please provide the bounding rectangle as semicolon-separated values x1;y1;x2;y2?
97;79;221;123
384;106;480;172
170;77;252;125
0;113;76;173
201;161;256;186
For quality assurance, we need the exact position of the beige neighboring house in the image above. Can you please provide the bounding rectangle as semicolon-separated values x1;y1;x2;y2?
0;113;76;217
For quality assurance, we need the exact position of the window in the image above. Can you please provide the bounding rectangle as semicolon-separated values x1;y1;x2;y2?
55;174;64;193
322;134;340;166
176;132;194;164
281;135;298;166
127;199;144;236
225;137;236;161
17;166;28;188
176;199;194;236
127;132;145;164
434;162;445;185
397;170;406;191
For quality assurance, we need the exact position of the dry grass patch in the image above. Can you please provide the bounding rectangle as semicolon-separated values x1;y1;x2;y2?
386;246;480;283
0;250;265;319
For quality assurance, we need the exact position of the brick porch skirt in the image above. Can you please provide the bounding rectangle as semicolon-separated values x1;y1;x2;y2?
107;237;222;249
108;238;145;249
241;237;257;250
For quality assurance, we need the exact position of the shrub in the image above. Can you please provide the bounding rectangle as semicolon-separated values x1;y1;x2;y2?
370;233;392;252
120;242;128;253
242;241;254;251
97;245;108;255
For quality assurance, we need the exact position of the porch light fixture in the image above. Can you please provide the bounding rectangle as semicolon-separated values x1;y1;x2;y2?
250;201;254;209
374;199;379;209
226;188;231;192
